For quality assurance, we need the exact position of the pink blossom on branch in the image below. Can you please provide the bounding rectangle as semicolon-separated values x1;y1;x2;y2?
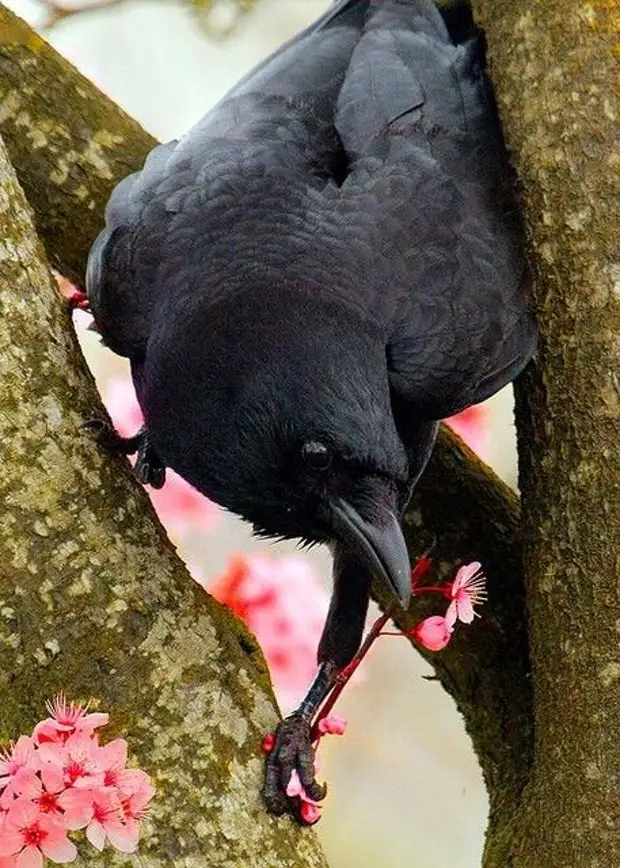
410;615;453;651
262;559;487;822
445;561;487;627
0;698;154;864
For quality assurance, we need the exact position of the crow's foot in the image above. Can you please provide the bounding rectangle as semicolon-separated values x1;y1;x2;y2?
262;714;326;819
82;420;166;489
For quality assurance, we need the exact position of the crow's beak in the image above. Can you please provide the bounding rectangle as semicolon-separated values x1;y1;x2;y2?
331;498;411;608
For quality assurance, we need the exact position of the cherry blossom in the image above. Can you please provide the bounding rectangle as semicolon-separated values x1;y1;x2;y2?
411;615;453;651
0;799;77;866
32;696;108;746
38;734;105;792
445;561;487;627
0;698;154;864
0;739;37;795
285;770;322;826
316;715;347;736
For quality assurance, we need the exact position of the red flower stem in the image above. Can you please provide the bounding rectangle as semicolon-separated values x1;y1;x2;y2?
310;604;395;742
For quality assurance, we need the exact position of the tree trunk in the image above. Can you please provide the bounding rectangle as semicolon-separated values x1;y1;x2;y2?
472;0;620;865
0;133;328;866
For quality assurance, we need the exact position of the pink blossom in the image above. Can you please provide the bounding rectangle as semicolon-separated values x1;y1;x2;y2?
411;616;453;651
95;739;127;789
300;801;321;824
0;799;77;865
103;377;219;534
0;738;37;791
38;734;105;791
32;696;108;746
316;715;347;736
61;787;138;853
0;765;64;815
285;770;322;825
210;553;329;712
118;769;155;818
0;855;17;867
445;562;487;628
446;405;489;459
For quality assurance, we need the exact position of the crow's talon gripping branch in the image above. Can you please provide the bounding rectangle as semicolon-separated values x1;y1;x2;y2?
82;420;166;489
262;714;326;817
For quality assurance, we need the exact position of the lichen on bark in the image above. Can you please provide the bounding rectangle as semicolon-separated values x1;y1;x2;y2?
472;0;620;865
0;132;328;866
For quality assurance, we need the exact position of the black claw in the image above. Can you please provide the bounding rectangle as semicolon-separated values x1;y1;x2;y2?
263;714;323;821
82;420;167;489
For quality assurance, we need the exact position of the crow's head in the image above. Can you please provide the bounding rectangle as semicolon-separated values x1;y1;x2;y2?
145;290;413;607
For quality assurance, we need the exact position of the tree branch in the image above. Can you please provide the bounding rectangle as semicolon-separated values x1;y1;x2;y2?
0;130;328;865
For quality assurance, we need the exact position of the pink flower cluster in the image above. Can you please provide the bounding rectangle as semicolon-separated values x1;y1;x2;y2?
0;697;154;867
411;561;487;651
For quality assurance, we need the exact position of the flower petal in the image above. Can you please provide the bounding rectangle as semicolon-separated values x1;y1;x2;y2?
41;834;77;864
105;820;139;853
285;770;302;798
0;832;23;856
86;820;106;852
444;601;457;629
456;594;475;624
7;799;38;829
300;801;321;825
16;847;43;868
451;561;482;593
57;788;94;830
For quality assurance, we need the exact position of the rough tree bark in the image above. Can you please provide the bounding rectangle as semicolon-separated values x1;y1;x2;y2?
471;0;620;865
0;1;616;865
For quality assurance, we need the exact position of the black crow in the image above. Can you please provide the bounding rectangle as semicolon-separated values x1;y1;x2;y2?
86;0;536;817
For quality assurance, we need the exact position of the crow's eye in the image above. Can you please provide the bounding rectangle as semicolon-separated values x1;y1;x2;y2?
301;441;332;472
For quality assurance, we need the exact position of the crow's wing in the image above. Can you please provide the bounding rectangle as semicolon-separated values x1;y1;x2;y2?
334;0;536;419
86;0;374;359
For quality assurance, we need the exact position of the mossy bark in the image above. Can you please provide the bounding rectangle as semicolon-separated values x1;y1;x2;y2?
471;0;620;865
0;133;328;866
